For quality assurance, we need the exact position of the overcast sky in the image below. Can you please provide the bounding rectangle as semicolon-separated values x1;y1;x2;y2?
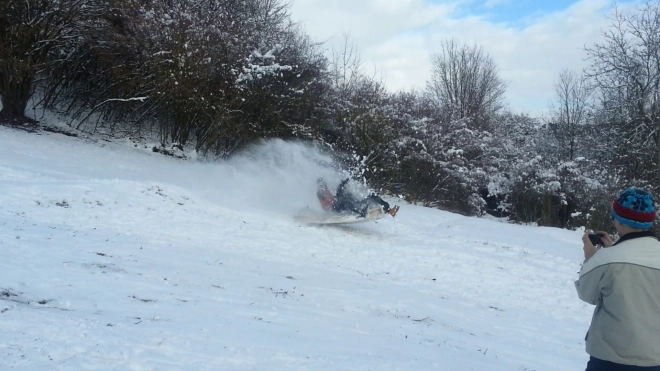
288;0;639;115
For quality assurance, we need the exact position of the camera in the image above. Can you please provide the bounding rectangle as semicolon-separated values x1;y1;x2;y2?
589;233;604;246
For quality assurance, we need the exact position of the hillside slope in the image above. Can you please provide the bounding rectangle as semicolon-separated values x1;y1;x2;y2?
0;127;593;370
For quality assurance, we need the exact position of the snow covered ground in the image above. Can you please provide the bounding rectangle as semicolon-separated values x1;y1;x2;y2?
0;125;594;370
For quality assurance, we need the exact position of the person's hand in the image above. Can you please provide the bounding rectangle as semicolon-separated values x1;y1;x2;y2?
596;231;614;247
582;232;599;260
594;231;614;248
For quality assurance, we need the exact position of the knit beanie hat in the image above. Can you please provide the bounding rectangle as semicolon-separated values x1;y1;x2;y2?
612;188;656;229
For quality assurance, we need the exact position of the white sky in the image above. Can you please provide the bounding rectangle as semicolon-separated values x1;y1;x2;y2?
288;0;638;114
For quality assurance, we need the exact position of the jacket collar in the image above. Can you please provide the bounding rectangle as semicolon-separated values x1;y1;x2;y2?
613;231;657;246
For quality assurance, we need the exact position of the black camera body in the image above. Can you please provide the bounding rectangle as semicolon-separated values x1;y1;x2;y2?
589;233;604;246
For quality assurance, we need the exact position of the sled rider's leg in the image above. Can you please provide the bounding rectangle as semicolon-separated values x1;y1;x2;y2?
352;200;368;217
332;199;347;213
368;194;390;212
334;197;357;214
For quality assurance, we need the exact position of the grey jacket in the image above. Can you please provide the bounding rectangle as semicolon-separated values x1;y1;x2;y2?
575;231;660;366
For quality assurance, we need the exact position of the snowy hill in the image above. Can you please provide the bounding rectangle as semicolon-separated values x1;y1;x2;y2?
0;126;593;370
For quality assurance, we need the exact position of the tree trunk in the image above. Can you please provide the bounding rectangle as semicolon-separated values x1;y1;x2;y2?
0;65;32;117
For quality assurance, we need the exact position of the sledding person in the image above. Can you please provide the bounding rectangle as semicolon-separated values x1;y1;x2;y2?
575;188;660;371
316;178;399;217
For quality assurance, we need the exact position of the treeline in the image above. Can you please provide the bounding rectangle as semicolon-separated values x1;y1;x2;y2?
1;0;659;231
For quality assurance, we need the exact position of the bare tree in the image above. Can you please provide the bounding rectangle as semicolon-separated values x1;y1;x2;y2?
0;0;86;117
585;1;660;185
546;69;593;161
329;32;363;98
427;39;507;129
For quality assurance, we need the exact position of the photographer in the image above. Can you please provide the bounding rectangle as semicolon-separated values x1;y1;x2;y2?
575;188;660;370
